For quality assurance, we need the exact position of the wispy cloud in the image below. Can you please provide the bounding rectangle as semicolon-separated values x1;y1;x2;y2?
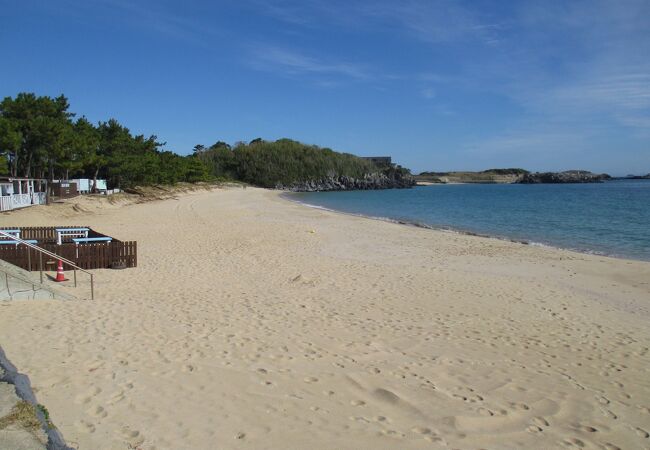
247;45;372;82
544;72;650;112
249;0;503;45
359;1;502;45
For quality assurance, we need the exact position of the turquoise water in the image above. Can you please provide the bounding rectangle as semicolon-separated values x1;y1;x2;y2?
290;180;650;261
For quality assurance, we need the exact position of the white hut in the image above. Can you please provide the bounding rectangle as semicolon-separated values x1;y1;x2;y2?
0;177;48;212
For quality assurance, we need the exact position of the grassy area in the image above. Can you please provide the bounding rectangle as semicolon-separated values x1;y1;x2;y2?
0;400;42;433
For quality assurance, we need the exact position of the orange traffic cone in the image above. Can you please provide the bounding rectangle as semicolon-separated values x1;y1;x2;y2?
55;260;67;282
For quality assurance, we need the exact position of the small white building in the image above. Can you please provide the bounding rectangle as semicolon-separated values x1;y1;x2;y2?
0;178;48;212
72;178;108;194
74;178;91;193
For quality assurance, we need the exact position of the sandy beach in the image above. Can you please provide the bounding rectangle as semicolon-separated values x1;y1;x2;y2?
1;186;649;449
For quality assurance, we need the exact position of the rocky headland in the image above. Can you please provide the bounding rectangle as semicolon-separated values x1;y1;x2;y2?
517;170;611;184
416;169;616;184
277;171;416;192
415;169;528;184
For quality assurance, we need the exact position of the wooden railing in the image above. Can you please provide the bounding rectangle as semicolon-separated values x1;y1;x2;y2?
0;230;95;299
0;193;47;212
0;196;10;212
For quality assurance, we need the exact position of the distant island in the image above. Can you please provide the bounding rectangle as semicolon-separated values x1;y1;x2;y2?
416;169;529;184
618;173;650;180
415;169;615;184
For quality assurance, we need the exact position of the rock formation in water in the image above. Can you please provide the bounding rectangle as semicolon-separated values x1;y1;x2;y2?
517;170;611;184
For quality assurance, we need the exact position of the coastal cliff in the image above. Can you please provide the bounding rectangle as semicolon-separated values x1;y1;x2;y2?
277;170;416;192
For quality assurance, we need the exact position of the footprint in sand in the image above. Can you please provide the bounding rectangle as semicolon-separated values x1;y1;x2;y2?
350;400;366;406
74;387;102;405
109;390;125;405
532;417;549;427
86;360;105;372
562;437;585;447
118;426;144;447
381;429;405;438
510;402;530;411
603;444;621;450
304;377;318;383
596;395;610;405
350;416;371;423
74;420;96;433
636;427;649;438
477;407;494;417
88;405;108;418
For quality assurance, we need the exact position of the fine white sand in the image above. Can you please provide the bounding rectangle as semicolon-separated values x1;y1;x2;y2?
1;187;649;449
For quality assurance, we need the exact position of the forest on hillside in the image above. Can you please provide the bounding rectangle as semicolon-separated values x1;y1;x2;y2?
192;139;401;188
0;93;409;190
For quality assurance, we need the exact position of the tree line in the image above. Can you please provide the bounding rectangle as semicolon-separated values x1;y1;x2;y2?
0;93;208;189
1;92;408;190
192;138;395;188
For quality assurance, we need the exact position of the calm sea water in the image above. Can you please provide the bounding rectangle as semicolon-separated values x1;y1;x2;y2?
290;180;650;261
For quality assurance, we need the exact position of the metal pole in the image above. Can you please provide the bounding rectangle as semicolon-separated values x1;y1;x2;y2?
74;269;77;287
39;252;43;284
90;274;94;300
27;246;31;270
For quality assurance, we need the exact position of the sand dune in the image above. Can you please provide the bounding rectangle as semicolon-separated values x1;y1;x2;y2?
1;187;649;449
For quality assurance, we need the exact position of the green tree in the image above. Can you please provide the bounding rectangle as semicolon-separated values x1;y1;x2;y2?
0;93;74;179
0;116;22;176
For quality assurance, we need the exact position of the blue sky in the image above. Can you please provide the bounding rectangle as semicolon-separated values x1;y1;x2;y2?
1;0;649;175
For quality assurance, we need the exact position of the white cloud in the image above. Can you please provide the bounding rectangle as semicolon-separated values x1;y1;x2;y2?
248;46;371;81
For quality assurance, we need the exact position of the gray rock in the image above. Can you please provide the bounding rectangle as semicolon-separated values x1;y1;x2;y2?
517;170;611;184
279;171;416;192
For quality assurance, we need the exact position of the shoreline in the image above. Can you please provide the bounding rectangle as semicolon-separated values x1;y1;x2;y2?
1;187;649;449
281;191;648;263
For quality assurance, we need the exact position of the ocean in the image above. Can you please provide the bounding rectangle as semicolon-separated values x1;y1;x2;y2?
289;179;650;261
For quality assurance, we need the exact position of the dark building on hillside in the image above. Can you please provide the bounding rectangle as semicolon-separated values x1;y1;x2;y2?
362;156;392;166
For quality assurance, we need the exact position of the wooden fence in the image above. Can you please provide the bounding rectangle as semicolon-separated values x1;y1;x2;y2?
0;241;137;271
0;226;137;270
0;226;110;243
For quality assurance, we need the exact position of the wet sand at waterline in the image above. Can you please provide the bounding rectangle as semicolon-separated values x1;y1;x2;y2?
1;187;649;449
